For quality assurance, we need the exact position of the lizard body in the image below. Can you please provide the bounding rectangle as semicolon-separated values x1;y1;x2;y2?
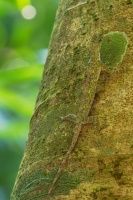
46;0;102;195
47;1;102;198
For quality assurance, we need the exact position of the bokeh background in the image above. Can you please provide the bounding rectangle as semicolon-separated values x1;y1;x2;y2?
0;0;59;199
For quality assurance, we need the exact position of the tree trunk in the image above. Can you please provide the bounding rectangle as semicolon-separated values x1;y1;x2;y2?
11;0;133;199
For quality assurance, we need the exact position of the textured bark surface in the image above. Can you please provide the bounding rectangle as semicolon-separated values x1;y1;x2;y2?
11;0;133;199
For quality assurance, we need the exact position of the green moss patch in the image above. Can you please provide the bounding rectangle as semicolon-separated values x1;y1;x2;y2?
15;168;80;199
100;32;128;67
13;167;96;199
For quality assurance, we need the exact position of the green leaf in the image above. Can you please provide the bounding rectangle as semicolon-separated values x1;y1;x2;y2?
0;65;43;86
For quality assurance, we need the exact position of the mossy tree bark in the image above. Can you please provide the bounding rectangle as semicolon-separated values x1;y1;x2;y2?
11;0;133;199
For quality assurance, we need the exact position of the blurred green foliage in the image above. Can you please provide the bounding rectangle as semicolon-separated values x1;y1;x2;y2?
0;0;59;199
